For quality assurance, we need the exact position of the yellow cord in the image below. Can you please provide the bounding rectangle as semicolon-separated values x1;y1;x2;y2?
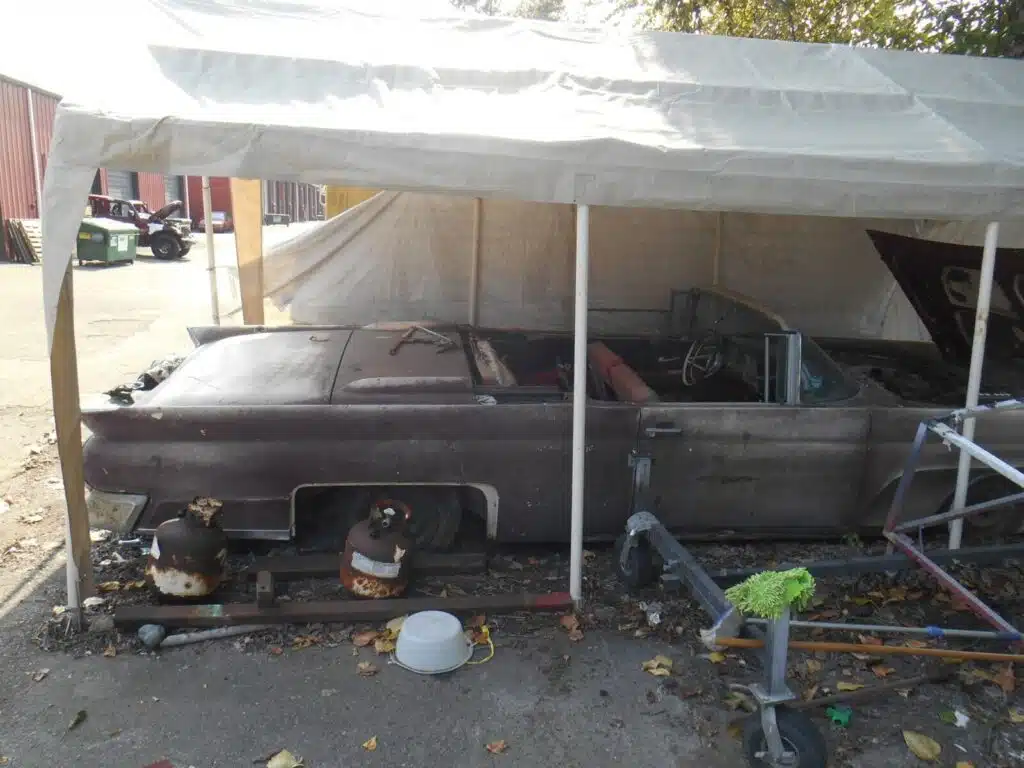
467;625;494;665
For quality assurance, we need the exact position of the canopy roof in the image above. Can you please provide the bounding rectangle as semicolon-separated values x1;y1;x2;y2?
41;0;1024;342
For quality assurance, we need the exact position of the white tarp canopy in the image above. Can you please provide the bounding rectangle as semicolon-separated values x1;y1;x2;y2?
40;0;1024;343
33;0;1024;612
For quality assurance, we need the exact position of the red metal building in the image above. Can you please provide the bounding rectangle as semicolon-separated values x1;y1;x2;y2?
0;75;57;221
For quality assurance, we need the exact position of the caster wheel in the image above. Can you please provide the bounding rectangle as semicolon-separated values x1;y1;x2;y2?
614;533;657;589
742;707;827;768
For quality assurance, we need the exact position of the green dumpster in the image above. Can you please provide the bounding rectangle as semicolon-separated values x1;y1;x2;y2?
77;218;138;266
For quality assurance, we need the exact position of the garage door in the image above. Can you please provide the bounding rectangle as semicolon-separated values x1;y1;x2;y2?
105;170;136;200
164;175;184;204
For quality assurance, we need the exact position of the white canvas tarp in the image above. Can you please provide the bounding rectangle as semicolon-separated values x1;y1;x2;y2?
40;0;1024;345
263;193;1024;341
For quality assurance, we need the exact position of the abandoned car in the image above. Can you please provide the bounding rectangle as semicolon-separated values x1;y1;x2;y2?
87;195;194;260
82;231;1024;550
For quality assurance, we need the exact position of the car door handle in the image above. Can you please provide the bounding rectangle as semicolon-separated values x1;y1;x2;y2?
645;424;683;437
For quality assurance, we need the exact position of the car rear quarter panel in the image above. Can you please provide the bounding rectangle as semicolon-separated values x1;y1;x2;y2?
860;405;1024;527
83;402;580;541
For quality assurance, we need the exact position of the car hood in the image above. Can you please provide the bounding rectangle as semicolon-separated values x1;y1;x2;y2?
152;200;184;220
867;230;1024;366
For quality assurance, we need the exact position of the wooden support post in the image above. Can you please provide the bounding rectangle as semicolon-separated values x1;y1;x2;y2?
230;178;265;325
50;264;95;617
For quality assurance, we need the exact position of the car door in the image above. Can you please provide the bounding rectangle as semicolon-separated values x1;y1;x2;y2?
640;403;869;534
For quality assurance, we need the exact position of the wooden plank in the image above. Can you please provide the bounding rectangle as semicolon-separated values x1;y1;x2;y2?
229;178;264;324
243;551;488;581
50;264;95;615
114;591;573;629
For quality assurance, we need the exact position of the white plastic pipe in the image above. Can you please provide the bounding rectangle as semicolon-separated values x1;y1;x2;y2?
201;176;220;325
469;197;482;325
569;204;590;607
948;222;1000;549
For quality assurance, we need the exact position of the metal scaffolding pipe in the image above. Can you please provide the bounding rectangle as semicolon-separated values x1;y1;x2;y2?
201;177;220;325
569;204;590;607
949;222;1000;550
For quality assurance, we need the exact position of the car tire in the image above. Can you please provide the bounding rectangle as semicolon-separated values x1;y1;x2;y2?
150;233;182;260
959;475;1024;539
334;486;462;552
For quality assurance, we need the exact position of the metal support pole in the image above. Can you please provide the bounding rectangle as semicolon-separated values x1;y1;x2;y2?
201;176;220;325
949;222;1000;549
469;197;482;326
26;88;43;217
569;204;590;608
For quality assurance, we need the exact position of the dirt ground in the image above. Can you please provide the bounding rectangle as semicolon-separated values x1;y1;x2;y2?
1;229;1023;767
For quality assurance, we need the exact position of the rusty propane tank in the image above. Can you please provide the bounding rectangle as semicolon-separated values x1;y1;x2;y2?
341;498;414;598
145;497;228;599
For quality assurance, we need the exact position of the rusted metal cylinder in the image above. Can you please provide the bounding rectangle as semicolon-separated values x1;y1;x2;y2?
146;497;228;599
341;498;413;598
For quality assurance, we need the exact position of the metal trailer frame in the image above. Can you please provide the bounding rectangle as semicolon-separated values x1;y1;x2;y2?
618;398;1024;767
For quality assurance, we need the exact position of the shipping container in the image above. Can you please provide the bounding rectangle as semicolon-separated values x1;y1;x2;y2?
0;76;58;220
186;176;233;228
136;172;167;211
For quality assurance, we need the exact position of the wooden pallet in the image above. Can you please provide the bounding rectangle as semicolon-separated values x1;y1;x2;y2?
3;218;42;263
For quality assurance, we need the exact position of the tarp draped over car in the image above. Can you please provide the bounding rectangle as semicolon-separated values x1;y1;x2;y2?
40;0;1024;346
262;193;1024;342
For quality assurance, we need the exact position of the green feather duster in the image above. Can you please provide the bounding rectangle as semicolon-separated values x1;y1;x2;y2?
724;567;816;619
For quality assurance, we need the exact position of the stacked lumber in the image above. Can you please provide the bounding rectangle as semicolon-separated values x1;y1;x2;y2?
3;218;42;264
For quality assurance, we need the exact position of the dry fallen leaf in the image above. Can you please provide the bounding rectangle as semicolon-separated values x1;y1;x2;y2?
707;651;727;664
871;666;896;679
466;615;486;629
385;615;407;634
33;668;50;683
374;637;396;654
994;662;1016;694
485;740;509;754
955;762;975;768
67;709;87;732
0;756;9;766
896;688;912;699
357;661;378;677
803;685;820;702
726;722;743;740
903;731;940;761
857;634;883;647
292;635;317;650
583;549;597;562
641;655;673;677
362;736;378;752
723;690;756;712
904;639;930;649
1009;708;1024;724
560;614;580;632
805;659;822;675
126;580;147;590
352;630;379;648
269;647;284;656
96;581;121;593
266;749;304;768
102;644;116;658
836;682;864;692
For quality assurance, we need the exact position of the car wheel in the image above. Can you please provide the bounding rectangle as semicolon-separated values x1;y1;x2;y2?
960;475;1024;539
335;486;462;552
151;233;182;260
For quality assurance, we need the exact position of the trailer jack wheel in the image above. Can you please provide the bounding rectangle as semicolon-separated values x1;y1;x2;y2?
742;707;826;768
614;532;657;589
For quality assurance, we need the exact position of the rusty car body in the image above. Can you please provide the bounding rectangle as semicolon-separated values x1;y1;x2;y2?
82;232;1024;548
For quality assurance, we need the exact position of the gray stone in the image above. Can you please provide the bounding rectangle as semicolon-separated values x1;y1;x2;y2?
138;624;167;649
87;615;115;634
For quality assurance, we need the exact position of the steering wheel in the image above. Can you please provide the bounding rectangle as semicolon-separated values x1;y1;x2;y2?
681;334;724;387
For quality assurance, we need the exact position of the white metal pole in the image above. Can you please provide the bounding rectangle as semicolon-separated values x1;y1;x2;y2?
569;204;590;607
201;176;220;325
26;88;43;217
469;197;482;325
948;221;1000;549
182;176;191;220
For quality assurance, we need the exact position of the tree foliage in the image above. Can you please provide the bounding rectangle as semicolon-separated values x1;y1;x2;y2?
451;0;566;21
630;0;1023;57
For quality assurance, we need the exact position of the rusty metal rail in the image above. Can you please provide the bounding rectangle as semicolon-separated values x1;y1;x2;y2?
114;590;573;630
